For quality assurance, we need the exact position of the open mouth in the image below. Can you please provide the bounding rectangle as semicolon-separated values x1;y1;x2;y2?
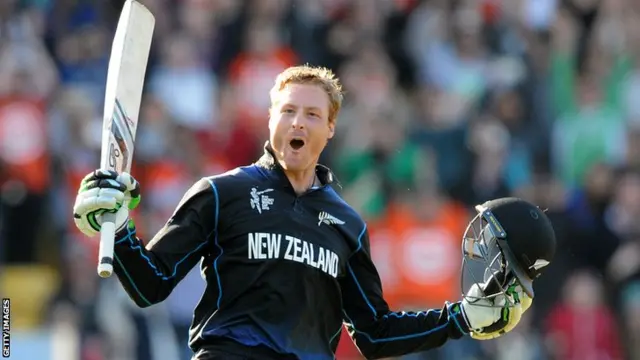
290;138;305;150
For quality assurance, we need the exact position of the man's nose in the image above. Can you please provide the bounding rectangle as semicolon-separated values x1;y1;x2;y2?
291;114;305;129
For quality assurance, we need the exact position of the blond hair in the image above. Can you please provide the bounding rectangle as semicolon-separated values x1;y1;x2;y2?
269;65;344;124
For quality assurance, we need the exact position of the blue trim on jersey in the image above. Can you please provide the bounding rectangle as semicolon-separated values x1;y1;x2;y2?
346;223;375;315
114;253;152;307
115;229;134;244
445;302;469;335
352;223;366;255
114;227;153;305
382;310;441;320
343;311;449;343
346;264;377;315
207;178;224;308
127;236;208;280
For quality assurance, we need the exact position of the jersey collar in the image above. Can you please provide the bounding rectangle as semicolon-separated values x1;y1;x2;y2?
255;141;337;188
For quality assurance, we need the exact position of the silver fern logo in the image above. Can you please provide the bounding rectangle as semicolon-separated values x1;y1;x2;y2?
318;211;345;226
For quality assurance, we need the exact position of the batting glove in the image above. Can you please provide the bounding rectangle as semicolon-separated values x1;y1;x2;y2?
73;170;141;237
460;282;531;340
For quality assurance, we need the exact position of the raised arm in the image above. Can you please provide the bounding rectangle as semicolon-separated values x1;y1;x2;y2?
112;177;219;307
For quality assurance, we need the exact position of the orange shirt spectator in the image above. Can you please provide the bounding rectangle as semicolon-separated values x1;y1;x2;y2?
382;192;469;308
0;96;49;194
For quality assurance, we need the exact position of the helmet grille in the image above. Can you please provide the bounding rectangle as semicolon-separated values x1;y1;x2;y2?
461;208;518;308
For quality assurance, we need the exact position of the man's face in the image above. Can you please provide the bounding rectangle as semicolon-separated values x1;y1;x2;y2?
269;83;335;171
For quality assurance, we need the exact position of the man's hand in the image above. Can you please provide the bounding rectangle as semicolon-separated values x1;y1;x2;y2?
73;170;141;237
460;282;532;340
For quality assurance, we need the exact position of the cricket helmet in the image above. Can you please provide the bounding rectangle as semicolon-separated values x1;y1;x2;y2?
461;197;556;307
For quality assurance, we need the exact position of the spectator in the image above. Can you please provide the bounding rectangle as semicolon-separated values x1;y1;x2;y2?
545;268;623;360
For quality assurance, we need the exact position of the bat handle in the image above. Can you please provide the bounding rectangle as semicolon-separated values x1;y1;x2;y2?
98;213;117;278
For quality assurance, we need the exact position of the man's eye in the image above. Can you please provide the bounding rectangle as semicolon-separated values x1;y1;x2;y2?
282;109;295;114
309;112;319;118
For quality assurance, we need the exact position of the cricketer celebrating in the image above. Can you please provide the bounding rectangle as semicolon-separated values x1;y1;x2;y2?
73;65;556;360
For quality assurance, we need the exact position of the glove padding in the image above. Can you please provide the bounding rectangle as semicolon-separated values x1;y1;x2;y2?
73;170;140;237
461;281;532;340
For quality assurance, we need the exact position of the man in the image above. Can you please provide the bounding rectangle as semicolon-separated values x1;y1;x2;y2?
73;65;554;359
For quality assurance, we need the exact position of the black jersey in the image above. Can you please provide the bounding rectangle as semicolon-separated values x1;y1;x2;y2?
112;143;470;360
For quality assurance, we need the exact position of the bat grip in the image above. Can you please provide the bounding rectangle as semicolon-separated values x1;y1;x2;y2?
98;213;117;278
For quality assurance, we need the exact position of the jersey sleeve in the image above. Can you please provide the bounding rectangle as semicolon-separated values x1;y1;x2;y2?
339;223;470;359
112;177;220;307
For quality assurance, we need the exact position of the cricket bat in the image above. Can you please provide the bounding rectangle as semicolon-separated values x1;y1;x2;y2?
98;0;155;278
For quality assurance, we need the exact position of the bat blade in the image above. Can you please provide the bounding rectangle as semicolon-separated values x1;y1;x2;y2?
101;0;153;173
98;0;155;278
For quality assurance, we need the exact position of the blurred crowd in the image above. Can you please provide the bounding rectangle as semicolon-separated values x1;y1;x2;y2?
1;0;640;359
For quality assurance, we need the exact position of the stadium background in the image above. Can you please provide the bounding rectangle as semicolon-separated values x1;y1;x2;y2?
0;0;639;359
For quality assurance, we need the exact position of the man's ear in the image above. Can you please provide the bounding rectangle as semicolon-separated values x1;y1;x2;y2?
327;121;335;140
